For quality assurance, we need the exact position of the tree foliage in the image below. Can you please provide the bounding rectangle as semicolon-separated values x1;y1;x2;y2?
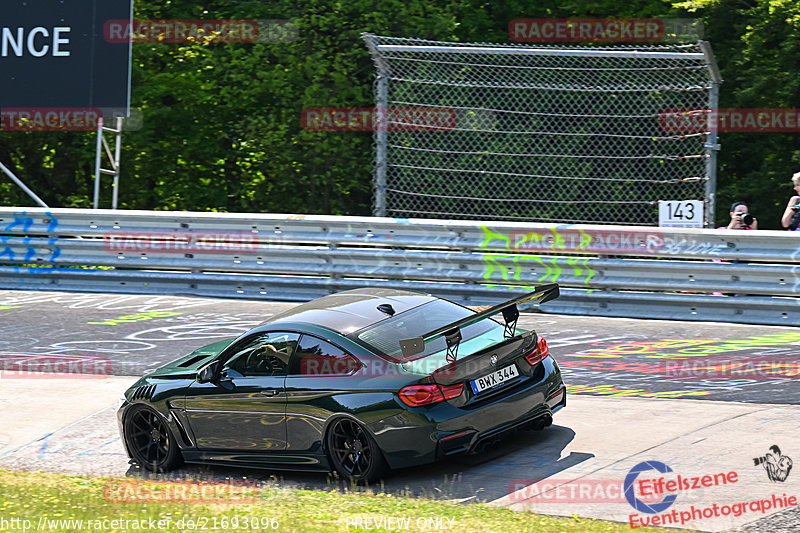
673;0;800;227
0;0;797;227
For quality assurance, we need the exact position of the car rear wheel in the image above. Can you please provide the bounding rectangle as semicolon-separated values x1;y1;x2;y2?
326;418;386;484
124;405;183;472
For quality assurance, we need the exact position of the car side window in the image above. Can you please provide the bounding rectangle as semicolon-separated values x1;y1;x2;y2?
225;332;300;377
290;335;362;376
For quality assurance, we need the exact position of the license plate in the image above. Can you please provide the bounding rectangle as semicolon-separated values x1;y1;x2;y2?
471;364;519;394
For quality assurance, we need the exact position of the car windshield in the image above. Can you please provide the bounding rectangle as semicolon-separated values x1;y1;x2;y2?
354;299;503;362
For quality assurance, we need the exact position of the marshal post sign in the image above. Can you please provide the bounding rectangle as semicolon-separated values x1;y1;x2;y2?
0;0;132;115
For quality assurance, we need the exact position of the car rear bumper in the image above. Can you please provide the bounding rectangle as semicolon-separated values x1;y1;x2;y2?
371;358;564;470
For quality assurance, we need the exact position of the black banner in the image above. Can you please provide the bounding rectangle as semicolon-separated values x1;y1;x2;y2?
0;0;132;114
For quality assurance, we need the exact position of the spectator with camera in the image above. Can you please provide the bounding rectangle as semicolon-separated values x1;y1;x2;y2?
720;201;757;230
780;172;800;231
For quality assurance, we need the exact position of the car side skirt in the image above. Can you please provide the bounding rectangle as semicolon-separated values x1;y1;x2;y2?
181;452;332;472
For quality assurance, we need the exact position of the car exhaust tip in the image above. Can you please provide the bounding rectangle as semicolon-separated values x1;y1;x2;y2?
473;437;502;454
528;414;552;431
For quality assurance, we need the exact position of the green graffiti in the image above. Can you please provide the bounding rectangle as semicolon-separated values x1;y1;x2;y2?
0;305;22;310
480;227;512;250
482;254;535;290
532;255;552;282
483;254;510;286
549;228;566;252
479;226;596;289
566;256;595;292
88;311;184;326
577;229;592;251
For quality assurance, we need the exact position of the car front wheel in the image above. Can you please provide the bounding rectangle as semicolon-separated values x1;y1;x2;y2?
124;405;183;472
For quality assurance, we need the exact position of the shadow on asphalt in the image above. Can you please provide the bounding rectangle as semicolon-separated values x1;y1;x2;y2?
124;424;592;503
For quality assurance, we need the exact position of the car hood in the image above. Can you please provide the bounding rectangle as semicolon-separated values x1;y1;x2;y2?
147;338;234;378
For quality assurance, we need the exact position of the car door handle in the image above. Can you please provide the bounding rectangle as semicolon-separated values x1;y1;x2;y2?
258;389;280;397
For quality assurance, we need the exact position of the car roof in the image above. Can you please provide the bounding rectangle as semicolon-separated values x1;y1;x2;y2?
260;287;437;335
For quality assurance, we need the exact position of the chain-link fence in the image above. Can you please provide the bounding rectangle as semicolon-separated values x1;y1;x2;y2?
362;34;720;226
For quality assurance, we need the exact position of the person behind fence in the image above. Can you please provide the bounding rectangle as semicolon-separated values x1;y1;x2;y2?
780;172;800;231
720;201;757;230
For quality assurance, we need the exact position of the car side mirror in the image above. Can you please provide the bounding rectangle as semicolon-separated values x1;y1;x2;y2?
196;360;220;383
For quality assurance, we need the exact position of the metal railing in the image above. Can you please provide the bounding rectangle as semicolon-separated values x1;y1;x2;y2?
1;207;797;326
362;34;720;226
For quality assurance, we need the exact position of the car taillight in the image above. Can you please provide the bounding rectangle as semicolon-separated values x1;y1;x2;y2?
524;337;550;366
399;383;464;407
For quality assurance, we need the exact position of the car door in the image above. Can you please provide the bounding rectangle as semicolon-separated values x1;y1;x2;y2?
184;331;299;452
284;334;363;455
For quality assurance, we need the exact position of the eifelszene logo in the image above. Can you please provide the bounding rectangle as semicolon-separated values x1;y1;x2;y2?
753;445;793;482
624;461;678;514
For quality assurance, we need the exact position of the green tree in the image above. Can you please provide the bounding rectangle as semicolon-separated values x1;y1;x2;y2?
2;0;798;228
674;0;800;228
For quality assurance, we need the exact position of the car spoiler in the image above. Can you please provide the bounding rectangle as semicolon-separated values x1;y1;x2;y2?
398;283;559;360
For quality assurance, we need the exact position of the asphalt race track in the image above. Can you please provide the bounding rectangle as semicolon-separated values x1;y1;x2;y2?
0;289;798;402
1;289;798;532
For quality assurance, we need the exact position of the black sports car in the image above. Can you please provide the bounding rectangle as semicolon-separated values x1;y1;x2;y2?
118;284;566;482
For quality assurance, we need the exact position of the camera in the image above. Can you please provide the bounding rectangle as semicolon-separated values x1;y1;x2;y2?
737;213;754;226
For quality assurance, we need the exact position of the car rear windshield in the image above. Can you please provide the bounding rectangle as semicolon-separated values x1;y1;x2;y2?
353;299;503;362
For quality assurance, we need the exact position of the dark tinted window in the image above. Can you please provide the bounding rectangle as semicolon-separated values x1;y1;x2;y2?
291;335;362;376
355;299;501;361
225;332;299;377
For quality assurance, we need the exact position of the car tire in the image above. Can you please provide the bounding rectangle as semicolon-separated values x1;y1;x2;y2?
123;405;183;472
326;417;387;484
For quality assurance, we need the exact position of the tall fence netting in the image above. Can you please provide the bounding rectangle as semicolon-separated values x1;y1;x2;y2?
363;34;717;225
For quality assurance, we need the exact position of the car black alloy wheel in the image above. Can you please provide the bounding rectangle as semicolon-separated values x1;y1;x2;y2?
327;418;385;483
124;405;182;472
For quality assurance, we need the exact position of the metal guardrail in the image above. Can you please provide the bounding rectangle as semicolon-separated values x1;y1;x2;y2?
1;208;798;326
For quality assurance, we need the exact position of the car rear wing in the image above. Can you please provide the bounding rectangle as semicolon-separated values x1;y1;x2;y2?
398;283;559;360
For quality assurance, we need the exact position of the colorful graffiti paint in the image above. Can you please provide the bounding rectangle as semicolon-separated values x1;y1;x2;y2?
87;311;184;326
565;384;711;398
479;227;596;288
564;333;800;359
554;330;800;401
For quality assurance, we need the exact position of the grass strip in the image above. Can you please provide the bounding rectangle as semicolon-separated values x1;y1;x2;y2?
0;469;676;532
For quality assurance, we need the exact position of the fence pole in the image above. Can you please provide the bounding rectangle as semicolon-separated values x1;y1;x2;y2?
701;41;722;228
93;116;104;209
374;75;388;217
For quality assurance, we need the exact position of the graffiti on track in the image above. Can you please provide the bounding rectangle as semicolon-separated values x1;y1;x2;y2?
88;311;184;325
566;384;711;398
564;333;800;359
